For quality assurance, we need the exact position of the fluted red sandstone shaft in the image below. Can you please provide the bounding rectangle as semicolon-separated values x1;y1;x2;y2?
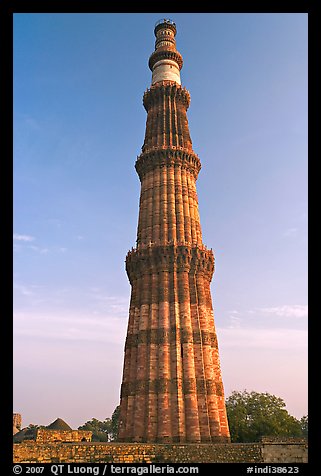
118;19;230;443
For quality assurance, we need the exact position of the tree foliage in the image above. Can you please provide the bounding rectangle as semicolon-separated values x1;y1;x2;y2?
300;415;308;438
78;418;112;442
78;407;120;442
226;390;304;442
27;424;46;430
111;405;120;441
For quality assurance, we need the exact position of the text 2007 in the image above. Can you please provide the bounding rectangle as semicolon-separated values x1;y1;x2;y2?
26;468;45;473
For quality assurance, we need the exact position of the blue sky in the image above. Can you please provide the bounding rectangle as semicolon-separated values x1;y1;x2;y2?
13;13;308;429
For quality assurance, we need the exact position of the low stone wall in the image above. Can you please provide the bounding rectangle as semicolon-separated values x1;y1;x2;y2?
13;441;307;464
35;429;92;443
261;438;308;463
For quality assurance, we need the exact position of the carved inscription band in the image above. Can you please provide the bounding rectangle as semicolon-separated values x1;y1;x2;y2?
121;379;223;397
125;328;218;348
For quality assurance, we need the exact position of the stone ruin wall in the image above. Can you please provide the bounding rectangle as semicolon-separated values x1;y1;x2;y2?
13;413;22;430
13;440;308;464
35;429;92;444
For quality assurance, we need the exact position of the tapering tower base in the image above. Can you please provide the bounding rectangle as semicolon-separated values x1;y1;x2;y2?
118;242;230;443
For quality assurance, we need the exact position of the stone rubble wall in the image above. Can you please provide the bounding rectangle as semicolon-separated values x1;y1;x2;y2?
261;439;308;464
35;429;92;444
13;441;307;464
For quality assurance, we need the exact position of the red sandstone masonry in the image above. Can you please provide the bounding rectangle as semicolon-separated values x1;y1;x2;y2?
118;21;230;444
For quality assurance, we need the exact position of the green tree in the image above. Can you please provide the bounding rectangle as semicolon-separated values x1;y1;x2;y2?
26;424;46;430
226;390;303;442
78;418;112;442
300;415;308;438
110;405;120;441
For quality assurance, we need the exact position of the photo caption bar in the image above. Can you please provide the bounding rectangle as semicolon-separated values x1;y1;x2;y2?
11;464;310;476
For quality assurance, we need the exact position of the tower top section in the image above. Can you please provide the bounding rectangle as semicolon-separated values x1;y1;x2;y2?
149;18;183;86
154;18;177;36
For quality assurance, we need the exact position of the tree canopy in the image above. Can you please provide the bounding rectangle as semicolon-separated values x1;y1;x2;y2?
111;405;120;441
299;415;308;438
78;418;112;442
226;390;307;442
78;407;120;442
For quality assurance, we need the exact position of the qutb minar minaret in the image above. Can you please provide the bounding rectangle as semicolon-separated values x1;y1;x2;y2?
118;19;230;443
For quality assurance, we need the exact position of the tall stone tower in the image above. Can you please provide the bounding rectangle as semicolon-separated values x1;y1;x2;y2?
118;19;230;444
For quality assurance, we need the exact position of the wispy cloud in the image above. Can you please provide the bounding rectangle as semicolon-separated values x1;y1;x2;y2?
13;234;35;242
14;281;129;320
46;218;62;228
283;227;299;237
259;305;308;318
228;316;241;329
13;311;127;344
218;327;307;350
14;236;67;255
231;305;308;320
24;116;41;131
13;283;47;306
88;289;128;316
14;283;35;297
29;245;49;254
227;311;242;329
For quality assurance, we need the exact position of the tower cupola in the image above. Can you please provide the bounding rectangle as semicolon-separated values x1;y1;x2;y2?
149;19;183;85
